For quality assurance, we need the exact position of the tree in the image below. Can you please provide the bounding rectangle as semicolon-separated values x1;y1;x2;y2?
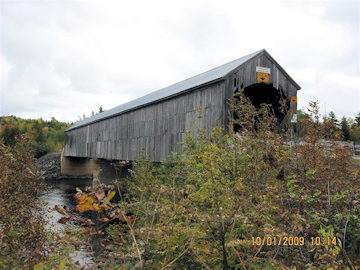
73;94;291;269
0;126;20;147
328;111;340;128
180;124;288;269
71;97;360;268
289;102;359;268
355;112;360;127
50;117;58;127
0;135;47;267
341;116;351;141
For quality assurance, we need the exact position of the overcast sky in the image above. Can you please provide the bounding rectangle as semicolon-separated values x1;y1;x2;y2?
1;0;359;123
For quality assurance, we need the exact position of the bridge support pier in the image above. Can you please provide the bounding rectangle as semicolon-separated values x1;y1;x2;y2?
61;151;95;176
61;151;125;183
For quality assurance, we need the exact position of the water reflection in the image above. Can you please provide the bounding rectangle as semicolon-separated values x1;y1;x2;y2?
38;178;94;267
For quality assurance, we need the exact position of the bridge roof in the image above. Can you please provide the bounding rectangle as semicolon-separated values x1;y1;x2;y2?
66;49;299;131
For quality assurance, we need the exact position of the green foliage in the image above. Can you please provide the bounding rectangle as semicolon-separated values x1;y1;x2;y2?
341;116;351;141
296;109;360;143
0;135;47;268
286;102;360;268
0;116;71;158
0;134;89;269
355;113;360;127
98;105;105;113
1;125;21;147
70;97;359;268
77;106;106;122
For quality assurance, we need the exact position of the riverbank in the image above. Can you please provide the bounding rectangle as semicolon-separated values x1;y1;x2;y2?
35;151;92;180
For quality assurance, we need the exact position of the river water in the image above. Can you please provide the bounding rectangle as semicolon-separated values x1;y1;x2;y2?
38;178;96;267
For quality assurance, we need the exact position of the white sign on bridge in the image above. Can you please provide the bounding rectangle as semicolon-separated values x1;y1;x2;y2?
256;66;271;74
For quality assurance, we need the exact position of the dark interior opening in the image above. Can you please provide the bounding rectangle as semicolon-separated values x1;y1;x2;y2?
233;83;289;132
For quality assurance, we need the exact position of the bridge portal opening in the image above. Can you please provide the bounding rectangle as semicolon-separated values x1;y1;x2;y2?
234;83;290;132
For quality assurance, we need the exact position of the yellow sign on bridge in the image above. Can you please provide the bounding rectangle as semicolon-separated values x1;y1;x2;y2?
257;72;269;83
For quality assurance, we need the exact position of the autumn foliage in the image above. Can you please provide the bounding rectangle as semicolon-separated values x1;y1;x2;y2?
0;116;70;158
1;95;358;269
71;95;359;269
0;136;83;269
0;135;47;268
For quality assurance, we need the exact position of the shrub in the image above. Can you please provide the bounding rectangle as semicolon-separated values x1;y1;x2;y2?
0;135;47;268
72;97;360;268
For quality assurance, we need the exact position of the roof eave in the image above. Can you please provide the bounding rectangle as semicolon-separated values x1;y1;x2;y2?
224;49;264;78
225;49;301;91
262;49;301;90
65;77;225;132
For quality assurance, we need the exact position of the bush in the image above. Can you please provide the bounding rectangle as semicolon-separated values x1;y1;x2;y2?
0;135;47;268
72;97;360;269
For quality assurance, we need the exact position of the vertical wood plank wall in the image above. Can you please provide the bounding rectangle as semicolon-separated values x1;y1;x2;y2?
231;54;298;98
64;53;299;162
64;81;227;162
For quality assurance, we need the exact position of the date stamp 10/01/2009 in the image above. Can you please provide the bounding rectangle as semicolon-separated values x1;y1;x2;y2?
252;236;338;246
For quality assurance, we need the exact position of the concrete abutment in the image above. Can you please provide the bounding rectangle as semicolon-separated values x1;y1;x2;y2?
61;151;128;183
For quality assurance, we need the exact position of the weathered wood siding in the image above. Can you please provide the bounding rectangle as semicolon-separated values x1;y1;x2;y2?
227;53;298;109
64;51;299;162
64;81;227;162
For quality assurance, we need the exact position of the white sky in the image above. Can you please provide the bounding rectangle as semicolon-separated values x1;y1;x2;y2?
1;0;359;123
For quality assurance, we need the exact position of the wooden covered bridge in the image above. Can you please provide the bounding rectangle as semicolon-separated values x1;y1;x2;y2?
61;49;301;177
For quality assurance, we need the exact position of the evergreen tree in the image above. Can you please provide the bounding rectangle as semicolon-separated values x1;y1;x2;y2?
328;111;340;128
0;115;70;157
1;126;20;147
355;112;360;126
341;116;351;141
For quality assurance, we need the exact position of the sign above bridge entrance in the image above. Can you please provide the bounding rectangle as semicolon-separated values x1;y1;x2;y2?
256;66;271;74
257;72;269;83
256;66;270;83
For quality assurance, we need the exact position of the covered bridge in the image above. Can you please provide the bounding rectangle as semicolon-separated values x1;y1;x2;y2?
62;49;300;175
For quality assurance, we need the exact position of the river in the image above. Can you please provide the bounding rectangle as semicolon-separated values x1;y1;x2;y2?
38;178;96;267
